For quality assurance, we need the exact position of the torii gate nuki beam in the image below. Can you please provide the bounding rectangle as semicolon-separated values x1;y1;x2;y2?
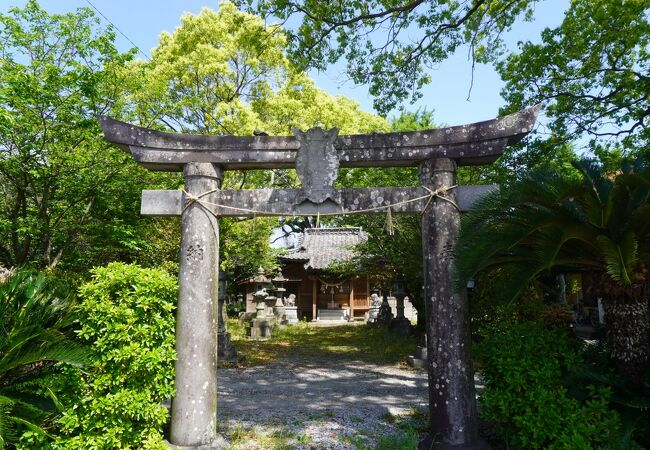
99;105;539;450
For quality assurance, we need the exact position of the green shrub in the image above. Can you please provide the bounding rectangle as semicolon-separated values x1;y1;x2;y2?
478;320;621;449
54;263;177;449
226;300;245;317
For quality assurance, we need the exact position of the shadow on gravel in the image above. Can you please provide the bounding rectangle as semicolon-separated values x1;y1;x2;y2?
219;359;428;418
217;322;427;448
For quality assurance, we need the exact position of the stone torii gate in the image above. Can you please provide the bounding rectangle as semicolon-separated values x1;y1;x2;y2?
100;106;538;449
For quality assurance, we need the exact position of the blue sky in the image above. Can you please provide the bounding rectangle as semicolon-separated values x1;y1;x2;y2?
3;0;568;127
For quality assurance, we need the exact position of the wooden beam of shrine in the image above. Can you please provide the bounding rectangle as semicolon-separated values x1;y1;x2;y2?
100;106;539;171
141;185;496;217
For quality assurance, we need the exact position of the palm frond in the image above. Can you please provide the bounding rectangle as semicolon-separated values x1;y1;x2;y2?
0;269;83;446
595;233;638;285
0;395;18;447
1;341;90;377
457;155;649;302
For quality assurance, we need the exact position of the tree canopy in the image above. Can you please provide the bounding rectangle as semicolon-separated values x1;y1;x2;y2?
0;0;148;270
131;1;388;137
126;1;389;281
245;0;649;158
498;0;649;153
244;0;536;113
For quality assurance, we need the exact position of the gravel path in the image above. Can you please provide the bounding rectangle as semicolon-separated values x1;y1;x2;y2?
217;356;429;449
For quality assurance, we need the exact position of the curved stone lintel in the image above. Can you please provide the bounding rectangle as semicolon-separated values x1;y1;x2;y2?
99;106;539;171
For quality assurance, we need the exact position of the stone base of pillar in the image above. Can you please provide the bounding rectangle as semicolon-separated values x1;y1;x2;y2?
417;435;491;450
407;345;427;369
283;306;299;324
164;435;229;449
247;317;274;340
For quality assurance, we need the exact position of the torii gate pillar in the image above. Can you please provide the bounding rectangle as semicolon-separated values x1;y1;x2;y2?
169;162;225;448
420;158;485;449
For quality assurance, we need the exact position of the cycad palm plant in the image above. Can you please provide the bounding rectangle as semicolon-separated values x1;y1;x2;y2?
0;271;88;447
457;157;650;384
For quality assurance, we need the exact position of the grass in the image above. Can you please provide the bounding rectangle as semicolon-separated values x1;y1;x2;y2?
222;410;428;450
226;318;418;367
376;409;427;450
225;422;313;449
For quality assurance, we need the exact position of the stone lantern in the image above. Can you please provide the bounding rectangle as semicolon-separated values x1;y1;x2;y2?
390;273;412;337
217;271;237;362
272;272;287;321
251;267;271;319
247;267;274;339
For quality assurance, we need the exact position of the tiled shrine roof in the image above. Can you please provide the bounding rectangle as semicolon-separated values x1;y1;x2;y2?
280;227;368;271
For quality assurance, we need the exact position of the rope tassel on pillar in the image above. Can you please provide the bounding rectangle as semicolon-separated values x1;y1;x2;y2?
385;206;394;235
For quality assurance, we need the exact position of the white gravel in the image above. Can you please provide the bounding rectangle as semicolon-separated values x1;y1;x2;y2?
217;357;429;449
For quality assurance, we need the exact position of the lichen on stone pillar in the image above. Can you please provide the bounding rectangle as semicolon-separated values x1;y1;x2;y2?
170;162;227;448
419;158;485;449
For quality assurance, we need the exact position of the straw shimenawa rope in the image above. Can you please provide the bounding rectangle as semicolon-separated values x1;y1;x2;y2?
181;185;459;234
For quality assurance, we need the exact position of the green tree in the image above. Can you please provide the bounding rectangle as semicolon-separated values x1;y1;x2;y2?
244;0;536;113
0;1;163;271
457;157;650;384
0;271;87;448
498;0;649;153
130;1;388;137
129;1;389;280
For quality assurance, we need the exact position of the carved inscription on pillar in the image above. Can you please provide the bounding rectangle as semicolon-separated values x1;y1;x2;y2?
186;244;204;262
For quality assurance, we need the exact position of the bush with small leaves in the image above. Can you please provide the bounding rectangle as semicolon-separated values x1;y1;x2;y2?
478;320;621;449
54;263;177;449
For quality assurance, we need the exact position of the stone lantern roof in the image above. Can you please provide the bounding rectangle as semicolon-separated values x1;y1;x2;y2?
250;267;270;284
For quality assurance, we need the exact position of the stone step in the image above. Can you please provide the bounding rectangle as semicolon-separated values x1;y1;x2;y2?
317;308;349;321
407;355;426;369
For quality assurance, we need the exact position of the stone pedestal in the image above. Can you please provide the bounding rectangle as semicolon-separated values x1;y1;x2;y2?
247;317;274;340
408;345;428;369
317;308;349;321
284;306;299;324
390;317;412;337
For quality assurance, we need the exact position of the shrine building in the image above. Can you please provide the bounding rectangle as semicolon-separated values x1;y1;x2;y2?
244;227;371;321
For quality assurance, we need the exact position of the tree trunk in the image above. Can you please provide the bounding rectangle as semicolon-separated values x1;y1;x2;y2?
604;285;649;386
